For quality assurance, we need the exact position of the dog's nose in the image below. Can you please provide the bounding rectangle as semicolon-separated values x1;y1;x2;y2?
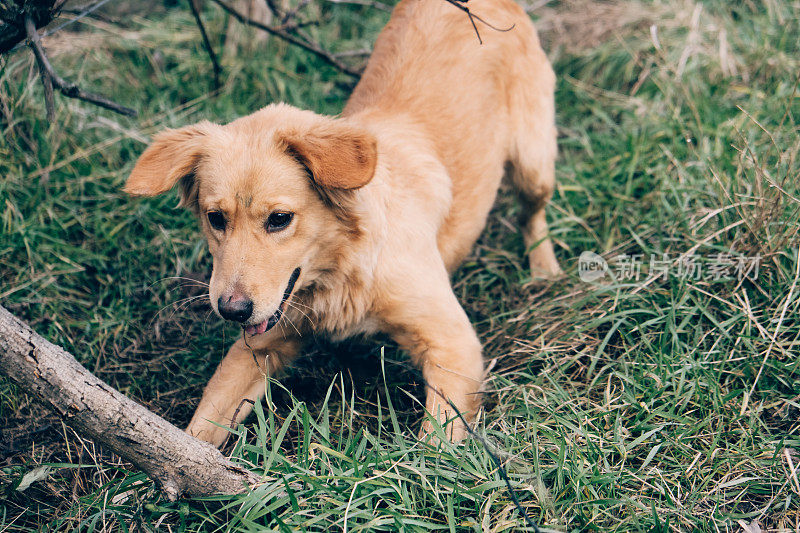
217;295;253;323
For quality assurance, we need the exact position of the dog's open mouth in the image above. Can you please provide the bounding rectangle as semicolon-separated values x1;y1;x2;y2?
244;267;301;336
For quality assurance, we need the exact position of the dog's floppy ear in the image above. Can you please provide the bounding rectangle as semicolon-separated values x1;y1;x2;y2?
124;122;213;207
281;121;377;190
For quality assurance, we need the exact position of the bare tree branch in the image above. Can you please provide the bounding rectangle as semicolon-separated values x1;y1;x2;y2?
32;35;56;121
0;304;260;501
210;0;363;78
24;14;137;118
188;0;223;90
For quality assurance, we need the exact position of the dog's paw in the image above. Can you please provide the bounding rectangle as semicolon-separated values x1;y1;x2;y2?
528;241;562;279
418;415;469;445
185;419;230;448
528;256;562;280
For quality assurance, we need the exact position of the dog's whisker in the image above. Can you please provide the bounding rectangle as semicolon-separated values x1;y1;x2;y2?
150;294;211;327
283;314;302;336
154;296;202;318
286;297;312;313
171;295;211;313
276;319;289;340
285;301;316;328
277;309;302;337
288;308;315;329
173;294;210;306
151;276;210;288
174;299;210;314
202;309;216;328
285;299;314;311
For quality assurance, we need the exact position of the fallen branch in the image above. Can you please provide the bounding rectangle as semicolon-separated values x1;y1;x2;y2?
24;14;136;119
0;305;259;500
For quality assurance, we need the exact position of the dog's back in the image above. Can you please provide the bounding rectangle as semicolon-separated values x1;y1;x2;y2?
345;0;546;120
345;0;557;271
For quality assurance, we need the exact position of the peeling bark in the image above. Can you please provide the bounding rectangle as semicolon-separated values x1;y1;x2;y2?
0;305;259;500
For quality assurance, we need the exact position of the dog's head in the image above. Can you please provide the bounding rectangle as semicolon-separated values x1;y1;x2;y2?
125;104;377;335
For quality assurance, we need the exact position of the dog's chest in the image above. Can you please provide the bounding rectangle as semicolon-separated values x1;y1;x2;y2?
296;272;377;339
326;316;381;343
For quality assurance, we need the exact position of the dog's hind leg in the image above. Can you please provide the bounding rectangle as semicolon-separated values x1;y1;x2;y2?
510;159;561;277
508;57;562;278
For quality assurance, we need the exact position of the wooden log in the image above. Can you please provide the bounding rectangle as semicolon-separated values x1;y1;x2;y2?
0;304;259;501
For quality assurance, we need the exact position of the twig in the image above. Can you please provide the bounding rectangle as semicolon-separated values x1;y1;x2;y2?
188;0;222;90
221;398;256;448
264;0;283;18
230;398;257;431
785;448;800;496
24;15;136;118
280;18;320;33
442;0;515;45
425;384;543;533
209;0;362;78
281;0;313;26
32;37;56;121
324;0;393;13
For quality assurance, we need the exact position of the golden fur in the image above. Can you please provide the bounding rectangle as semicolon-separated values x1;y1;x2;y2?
125;0;560;446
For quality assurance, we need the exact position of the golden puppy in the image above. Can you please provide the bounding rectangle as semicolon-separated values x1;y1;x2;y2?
125;0;559;446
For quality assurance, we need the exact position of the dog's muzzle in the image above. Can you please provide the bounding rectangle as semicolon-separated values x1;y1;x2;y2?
244;267;301;336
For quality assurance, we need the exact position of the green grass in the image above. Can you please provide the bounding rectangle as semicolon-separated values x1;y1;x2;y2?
1;0;799;530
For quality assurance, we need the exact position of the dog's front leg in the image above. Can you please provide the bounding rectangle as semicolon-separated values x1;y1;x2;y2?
186;331;302;447
380;272;485;442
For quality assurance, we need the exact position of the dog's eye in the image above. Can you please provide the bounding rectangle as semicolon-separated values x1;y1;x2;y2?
207;211;226;231
266;212;293;233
